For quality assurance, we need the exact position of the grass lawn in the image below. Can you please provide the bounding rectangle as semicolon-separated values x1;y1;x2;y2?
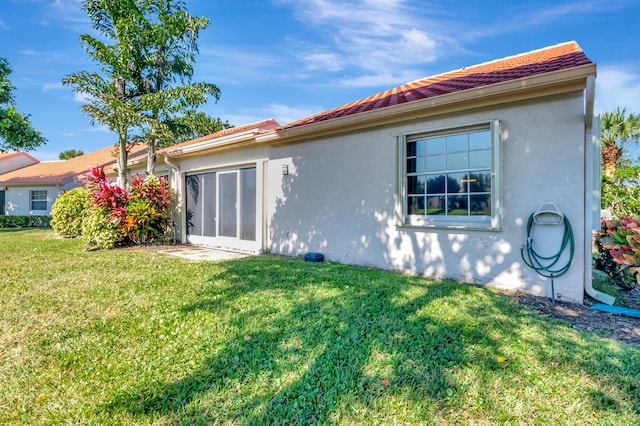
1;229;640;425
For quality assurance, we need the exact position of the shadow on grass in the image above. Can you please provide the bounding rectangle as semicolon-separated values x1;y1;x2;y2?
107;256;640;424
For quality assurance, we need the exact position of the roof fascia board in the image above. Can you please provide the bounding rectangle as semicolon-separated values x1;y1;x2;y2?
257;64;596;144
163;129;261;158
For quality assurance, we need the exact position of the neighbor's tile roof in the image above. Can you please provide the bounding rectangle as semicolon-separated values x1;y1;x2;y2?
0;144;147;185
159;119;281;154
280;41;593;130
0;151;39;163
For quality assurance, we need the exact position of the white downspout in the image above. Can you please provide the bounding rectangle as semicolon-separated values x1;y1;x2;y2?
158;152;185;244
583;75;615;305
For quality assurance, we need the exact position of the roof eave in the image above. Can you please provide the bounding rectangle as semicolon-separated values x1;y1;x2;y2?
257;63;597;144
161;129;261;159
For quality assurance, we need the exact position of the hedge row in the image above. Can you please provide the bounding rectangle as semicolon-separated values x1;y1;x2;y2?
0;215;51;228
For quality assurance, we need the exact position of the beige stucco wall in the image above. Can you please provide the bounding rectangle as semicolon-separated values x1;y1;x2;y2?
265;92;587;302
4;186;62;215
166;91;589;303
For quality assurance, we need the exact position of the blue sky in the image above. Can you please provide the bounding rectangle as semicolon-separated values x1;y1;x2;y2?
1;0;640;161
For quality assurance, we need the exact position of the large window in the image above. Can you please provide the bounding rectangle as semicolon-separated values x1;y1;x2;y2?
30;190;47;211
397;121;501;229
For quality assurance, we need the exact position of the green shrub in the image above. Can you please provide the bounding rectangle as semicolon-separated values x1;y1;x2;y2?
50;187;91;238
81;207;123;249
601;165;640;217
0;215;50;228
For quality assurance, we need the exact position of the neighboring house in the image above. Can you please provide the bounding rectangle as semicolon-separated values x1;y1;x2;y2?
125;42;603;303
0;152;39;174
0;152;40;214
0;145;146;215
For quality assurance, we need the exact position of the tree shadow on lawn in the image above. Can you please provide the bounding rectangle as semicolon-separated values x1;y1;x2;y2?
107;256;640;424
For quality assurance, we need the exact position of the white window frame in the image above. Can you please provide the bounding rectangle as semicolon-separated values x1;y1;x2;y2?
30;190;48;211
395;120;502;230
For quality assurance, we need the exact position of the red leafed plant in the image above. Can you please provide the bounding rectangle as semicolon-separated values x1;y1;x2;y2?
599;216;640;287
83;167;174;247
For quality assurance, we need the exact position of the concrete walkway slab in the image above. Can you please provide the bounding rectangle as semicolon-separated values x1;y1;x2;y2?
152;245;253;261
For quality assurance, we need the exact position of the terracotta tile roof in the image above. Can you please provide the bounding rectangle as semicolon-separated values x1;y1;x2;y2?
279;41;593;130
159;119;281;154
0;152;39;163
0;144;147;185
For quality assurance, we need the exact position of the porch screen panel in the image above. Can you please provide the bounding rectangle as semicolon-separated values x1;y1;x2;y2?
219;172;238;237
202;172;217;237
240;167;256;241
185;174;202;235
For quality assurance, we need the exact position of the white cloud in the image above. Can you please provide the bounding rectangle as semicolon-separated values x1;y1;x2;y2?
594;64;640;114
299;52;343;72
71;91;95;103
0;19;9;31
42;82;64;92
281;0;447;80
220;103;324;127
264;103;324;125
337;69;424;88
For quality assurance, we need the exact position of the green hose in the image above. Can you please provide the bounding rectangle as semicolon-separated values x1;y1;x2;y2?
520;213;575;303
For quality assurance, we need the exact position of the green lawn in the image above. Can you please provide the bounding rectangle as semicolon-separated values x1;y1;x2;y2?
1;229;640;425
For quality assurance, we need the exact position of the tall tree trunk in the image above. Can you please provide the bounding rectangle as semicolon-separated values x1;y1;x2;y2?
146;139;156;176
118;132;128;188
602;142;622;178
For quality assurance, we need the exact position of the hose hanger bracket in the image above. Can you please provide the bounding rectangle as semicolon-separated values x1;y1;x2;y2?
532;202;564;225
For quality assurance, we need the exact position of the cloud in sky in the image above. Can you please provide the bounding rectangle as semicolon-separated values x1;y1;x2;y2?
595;65;640;114
279;0;448;87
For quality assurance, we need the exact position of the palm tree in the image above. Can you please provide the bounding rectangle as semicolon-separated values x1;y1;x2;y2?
600;108;640;177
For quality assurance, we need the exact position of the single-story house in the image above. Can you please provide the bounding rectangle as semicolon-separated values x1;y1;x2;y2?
0;152;40;214
0;145;146;215
114;41;606;303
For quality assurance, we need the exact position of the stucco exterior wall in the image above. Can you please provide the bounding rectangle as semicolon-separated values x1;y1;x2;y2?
265;92;587;302
4;186;61;215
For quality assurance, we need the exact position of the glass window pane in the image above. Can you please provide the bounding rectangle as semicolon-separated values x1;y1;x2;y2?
469;149;491;169
426;196;445;215
406;158;416;173
446;152;468;170
448;195;468;216
415;156;426;173
426;154;445;172
185;175;202;236
427;174;446;194
416;139;426;156
407;141;416;157
202;173;217;237
447;134;468;153
219;173;238;238
408;196;425;215
426;137;445;155
469;171;491;193
469;130;491;150
447;173;467;194
470;194;491;216
240;168;256;241
408;175;426;194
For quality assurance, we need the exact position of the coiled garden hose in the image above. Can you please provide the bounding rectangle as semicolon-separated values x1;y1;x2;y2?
520;213;575;304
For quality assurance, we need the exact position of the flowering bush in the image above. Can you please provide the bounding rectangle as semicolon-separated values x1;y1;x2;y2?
599;216;640;287
82;167;174;248
50;187;91;238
